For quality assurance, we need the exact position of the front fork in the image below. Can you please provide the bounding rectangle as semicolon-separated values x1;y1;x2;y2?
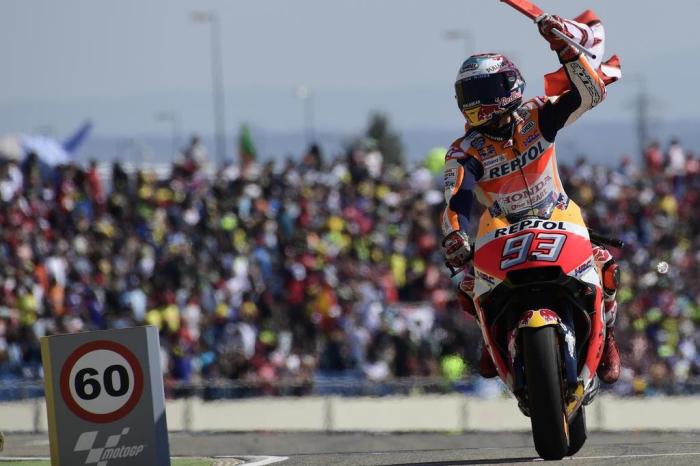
509;309;580;418
475;300;597;419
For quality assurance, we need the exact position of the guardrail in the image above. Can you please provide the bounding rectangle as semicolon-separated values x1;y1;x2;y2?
0;376;475;401
4;394;700;433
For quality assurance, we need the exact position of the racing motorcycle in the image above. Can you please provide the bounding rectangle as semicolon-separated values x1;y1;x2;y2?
456;173;623;460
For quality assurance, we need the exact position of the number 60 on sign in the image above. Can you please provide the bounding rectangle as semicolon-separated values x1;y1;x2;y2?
60;340;144;423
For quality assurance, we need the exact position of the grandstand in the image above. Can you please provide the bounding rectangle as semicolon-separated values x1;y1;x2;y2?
1;137;698;400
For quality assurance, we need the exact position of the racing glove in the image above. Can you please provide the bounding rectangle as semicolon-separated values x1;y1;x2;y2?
442;230;472;269
537;15;579;63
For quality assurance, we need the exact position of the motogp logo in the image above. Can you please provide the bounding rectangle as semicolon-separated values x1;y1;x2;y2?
74;428;145;465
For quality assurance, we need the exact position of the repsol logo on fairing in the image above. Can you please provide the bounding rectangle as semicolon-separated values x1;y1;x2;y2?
488;141;547;178
494;219;567;237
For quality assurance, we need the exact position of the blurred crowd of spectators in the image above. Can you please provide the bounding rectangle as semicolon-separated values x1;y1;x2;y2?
0;139;478;398
565;139;700;396
1;136;699;398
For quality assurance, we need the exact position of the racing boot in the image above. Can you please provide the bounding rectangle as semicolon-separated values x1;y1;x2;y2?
598;321;620;384
479;345;498;379
594;246;621;384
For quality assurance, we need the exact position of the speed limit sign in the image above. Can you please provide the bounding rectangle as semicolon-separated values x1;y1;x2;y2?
60;340;144;423
41;326;170;466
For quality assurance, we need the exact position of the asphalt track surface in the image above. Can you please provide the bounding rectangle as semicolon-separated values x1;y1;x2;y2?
3;432;700;465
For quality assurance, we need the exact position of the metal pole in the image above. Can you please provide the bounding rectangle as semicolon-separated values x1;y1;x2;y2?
173;114;182;156
297;85;314;147
306;92;315;145
170;118;178;157
210;13;227;165
636;78;650;159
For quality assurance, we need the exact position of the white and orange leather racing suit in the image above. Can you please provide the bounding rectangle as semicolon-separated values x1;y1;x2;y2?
442;53;618;327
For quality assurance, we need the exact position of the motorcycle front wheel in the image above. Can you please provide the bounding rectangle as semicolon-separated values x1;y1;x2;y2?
567;407;587;456
523;325;569;460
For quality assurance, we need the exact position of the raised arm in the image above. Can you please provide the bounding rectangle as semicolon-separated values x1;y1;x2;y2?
536;15;607;142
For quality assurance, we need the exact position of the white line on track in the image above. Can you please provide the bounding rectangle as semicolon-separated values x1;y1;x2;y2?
26;439;50;446
216;456;288;466
6;452;700;463
570;452;700;460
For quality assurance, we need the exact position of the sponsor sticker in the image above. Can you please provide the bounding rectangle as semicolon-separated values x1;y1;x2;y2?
495;90;522;106
74;427;146;466
444;166;458;189
496;175;554;215
494;218;567;238
476;104;500;123
574;259;594;277
470;136;485;150
487;141;547;179
485;61;504;73
563;324;576;357
482;154;506;169
524;132;541;147
460;62;478;72
519;121;536;134
478;145;497;158
476;270;496;285
568;62;602;105
517;108;531;120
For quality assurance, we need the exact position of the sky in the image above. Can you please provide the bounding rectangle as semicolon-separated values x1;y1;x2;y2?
0;0;697;154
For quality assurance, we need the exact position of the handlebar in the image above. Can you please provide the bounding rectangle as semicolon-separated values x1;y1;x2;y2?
588;230;625;249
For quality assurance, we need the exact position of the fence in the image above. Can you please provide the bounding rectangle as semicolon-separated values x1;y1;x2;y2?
0;376;477;402
6;375;700;403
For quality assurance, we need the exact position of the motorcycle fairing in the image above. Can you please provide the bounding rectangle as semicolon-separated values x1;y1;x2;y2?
474;199;602;299
471;198;606;414
508;308;580;415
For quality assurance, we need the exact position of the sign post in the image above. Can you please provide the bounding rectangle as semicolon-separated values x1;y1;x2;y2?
41;326;170;466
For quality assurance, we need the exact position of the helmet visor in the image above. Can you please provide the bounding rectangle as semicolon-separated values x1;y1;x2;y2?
456;72;513;109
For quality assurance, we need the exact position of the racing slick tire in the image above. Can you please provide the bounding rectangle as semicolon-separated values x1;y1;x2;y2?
523;325;569;460
566;407;587;456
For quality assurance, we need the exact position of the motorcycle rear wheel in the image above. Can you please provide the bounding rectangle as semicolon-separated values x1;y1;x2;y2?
523;326;569;460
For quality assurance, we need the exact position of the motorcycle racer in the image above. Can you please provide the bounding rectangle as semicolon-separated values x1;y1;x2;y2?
441;15;620;383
